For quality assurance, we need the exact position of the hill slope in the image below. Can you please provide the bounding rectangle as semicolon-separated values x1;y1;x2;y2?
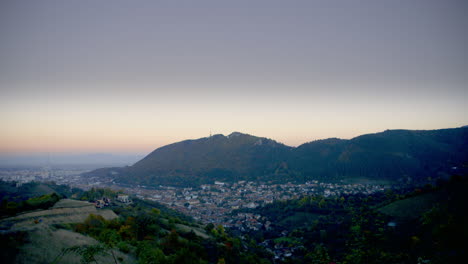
0;199;132;264
290;127;468;183
84;127;468;187
87;132;292;186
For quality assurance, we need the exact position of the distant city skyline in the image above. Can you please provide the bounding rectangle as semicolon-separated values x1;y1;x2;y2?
1;0;467;154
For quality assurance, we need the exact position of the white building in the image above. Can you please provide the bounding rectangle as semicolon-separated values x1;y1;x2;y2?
117;195;130;203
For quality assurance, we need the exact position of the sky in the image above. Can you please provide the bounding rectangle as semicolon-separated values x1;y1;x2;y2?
1;0;467;156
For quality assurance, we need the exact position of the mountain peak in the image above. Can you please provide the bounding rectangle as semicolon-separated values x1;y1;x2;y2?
227;131;251;138
84;127;468;187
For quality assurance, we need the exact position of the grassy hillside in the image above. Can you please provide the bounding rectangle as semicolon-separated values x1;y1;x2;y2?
0;199;129;264
378;192;440;220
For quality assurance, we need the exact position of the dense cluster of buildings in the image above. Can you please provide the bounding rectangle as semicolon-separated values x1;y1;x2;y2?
139;180;386;226
0;167;387;227
0;167;85;185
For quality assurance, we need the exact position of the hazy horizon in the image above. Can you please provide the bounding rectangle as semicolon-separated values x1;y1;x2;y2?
1;0;467;154
0;152;144;167
1;125;466;163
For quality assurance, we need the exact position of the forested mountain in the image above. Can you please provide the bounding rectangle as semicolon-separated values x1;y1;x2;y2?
290;127;468;183
86;132;293;186
84;127;468;187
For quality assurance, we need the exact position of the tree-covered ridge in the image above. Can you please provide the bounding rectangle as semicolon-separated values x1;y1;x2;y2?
233;175;468;264
85;127;468;187
0;180;73;218
0;192;61;217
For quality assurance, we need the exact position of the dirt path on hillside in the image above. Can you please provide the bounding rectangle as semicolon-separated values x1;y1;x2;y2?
1;199;117;231
0;199;134;264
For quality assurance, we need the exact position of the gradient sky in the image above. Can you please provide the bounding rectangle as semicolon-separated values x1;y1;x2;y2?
1;0;467;154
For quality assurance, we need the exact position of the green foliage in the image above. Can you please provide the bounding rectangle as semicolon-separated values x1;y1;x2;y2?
24;192;60;209
273;237;301;247
0;192;60;217
205;223;215;233
74;214;108;237
116;241;132;253
70;199;274;264
68;244;107;264
136;242;167;264
170;247;207;264
79;188;120;202
99;229;121;247
305;244;331;264
243;174;468;263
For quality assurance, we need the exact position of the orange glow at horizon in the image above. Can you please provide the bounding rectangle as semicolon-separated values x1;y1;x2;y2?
1;84;466;154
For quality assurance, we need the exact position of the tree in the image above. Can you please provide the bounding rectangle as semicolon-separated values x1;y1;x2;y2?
53;245;107;264
162;229;181;255
205;223;215;232
99;229;121;264
305;244;331;264
137;243;167;264
318;198;326;209
171;247;205;264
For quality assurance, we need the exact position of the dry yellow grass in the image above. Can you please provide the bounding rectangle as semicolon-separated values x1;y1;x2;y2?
0;199;135;264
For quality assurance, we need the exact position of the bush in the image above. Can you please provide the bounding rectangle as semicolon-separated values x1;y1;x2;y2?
23;193;60;210
117;241;131;253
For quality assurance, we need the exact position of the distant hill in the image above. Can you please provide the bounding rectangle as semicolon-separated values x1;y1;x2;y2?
86;132;292;186
84;127;468;187
290;127;468;183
